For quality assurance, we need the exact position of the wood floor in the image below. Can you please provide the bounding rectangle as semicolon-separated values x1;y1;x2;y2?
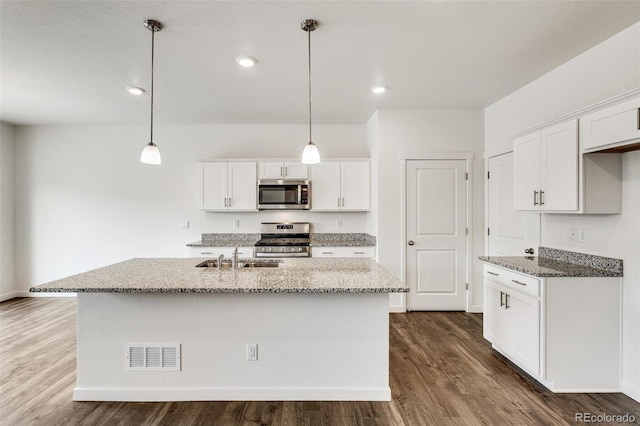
1;298;638;425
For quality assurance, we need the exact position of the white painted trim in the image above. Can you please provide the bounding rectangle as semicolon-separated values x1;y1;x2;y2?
73;386;391;402
401;152;474;312
510;87;640;139
0;292;20;302
19;292;77;298
399;152;474;160
197;157;371;163
469;304;483;313
622;381;640;403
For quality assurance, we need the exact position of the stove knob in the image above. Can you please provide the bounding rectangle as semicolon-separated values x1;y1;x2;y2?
268;247;272;252
278;247;284;252
298;247;303;252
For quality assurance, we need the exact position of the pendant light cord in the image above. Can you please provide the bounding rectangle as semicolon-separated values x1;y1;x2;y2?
307;26;312;143
150;27;155;144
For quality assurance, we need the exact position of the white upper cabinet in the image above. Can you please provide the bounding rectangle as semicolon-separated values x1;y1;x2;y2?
513;120;578;211
200;162;257;211
580;96;640;152
259;161;308;180
311;161;370;211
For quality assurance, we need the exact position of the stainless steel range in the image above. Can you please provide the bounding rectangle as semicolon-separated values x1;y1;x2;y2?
254;222;310;258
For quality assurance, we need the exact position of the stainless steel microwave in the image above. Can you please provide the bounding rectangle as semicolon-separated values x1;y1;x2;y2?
257;180;310;210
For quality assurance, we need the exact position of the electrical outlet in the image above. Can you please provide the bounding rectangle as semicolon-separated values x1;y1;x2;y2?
233;220;240;228
578;228;588;243
246;344;258;361
569;228;578;242
336;219;342;228
178;220;189;229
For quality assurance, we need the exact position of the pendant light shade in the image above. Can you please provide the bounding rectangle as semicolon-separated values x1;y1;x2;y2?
301;19;320;165
140;19;163;165
140;141;161;165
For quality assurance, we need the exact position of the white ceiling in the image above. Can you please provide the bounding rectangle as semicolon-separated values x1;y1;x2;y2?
1;1;639;126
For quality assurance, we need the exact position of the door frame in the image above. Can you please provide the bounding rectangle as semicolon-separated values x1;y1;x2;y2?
399;152;474;312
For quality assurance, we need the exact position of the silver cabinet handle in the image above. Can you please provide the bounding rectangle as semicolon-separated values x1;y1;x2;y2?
500;291;505;307
487;271;499;276
201;252;213;255
342;197;345;207
285;166;288;177
281;166;284;177
533;190;539;206
354;251;365;255
228;197;232;207
505;294;510;309
322;252;333;254
540;190;545;206
512;279;527;286
338;197;341;208
408;241;414;246
224;197;227;207
524;248;534;255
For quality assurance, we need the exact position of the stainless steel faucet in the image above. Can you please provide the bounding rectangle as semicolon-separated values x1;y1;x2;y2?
232;245;240;269
217;253;224;271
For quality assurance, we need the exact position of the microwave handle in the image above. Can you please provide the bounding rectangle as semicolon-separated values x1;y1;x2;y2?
298;184;302;204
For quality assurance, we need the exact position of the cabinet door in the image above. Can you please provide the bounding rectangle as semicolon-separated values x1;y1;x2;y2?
283;162;309;179
310;162;341;210
506;290;540;375
340;162;370;210
540;120;578;211
258;162;284;179
228;162;257;211
580;97;640;152
201;163;228;210
513;132;541;210
484;281;509;350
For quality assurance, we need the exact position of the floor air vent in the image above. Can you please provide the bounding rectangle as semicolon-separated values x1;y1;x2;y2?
126;343;181;371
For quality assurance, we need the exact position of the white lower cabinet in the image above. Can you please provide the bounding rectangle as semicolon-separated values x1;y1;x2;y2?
312;247;375;258
190;247;255;258
483;263;620;392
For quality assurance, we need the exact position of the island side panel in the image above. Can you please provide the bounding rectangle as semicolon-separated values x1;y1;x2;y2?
75;292;391;401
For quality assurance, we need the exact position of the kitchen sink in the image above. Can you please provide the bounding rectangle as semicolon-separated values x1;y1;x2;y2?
196;259;283;268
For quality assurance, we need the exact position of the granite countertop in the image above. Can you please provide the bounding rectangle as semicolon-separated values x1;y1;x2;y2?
187;233;377;247
30;258;408;294
479;247;623;278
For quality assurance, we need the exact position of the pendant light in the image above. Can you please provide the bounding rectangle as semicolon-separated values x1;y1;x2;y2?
301;19;320;164
140;19;163;165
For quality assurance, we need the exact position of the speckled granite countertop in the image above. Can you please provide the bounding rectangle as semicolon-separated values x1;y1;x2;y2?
187;233;377;247
29;258;407;294
479;247;623;278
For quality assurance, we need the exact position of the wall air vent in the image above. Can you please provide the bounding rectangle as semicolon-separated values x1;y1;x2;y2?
125;343;181;371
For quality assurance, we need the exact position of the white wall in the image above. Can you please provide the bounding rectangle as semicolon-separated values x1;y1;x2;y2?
369;109;485;312
1;122;17;301
484;22;640;401
14;123;368;292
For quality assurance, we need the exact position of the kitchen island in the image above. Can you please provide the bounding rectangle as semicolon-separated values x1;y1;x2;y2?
31;258;408;402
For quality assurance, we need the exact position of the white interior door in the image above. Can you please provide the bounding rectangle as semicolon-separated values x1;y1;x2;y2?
488;153;540;256
406;160;467;311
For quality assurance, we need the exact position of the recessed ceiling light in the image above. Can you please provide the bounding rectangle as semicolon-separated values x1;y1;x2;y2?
236;56;257;67
371;85;387;94
126;86;145;95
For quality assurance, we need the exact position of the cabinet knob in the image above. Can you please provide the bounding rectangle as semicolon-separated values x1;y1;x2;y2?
408;241;414;246
524;248;534;255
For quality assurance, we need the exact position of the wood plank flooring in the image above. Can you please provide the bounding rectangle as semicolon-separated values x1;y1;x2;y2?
1;297;638;425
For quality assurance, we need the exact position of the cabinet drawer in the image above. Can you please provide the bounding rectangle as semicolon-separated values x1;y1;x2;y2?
483;264;539;297
312;247;375;258
190;247;254;258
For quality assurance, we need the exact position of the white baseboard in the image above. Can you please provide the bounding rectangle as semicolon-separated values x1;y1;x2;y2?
622;381;640;403
73;386;392;402
388;306;406;313
469;304;483;313
17;291;76;298
0;292;20;302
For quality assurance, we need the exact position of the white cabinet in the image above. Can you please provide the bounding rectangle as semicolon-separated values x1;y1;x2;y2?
513;119;578;211
190;246;254;258
199;162;257;211
482;263;621;392
483;266;540;375
259;161;308;180
311;161;370;211
312;247;375;258
580;96;640;152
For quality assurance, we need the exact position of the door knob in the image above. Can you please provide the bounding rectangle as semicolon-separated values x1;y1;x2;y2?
408;241;414;246
524;248;534;255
